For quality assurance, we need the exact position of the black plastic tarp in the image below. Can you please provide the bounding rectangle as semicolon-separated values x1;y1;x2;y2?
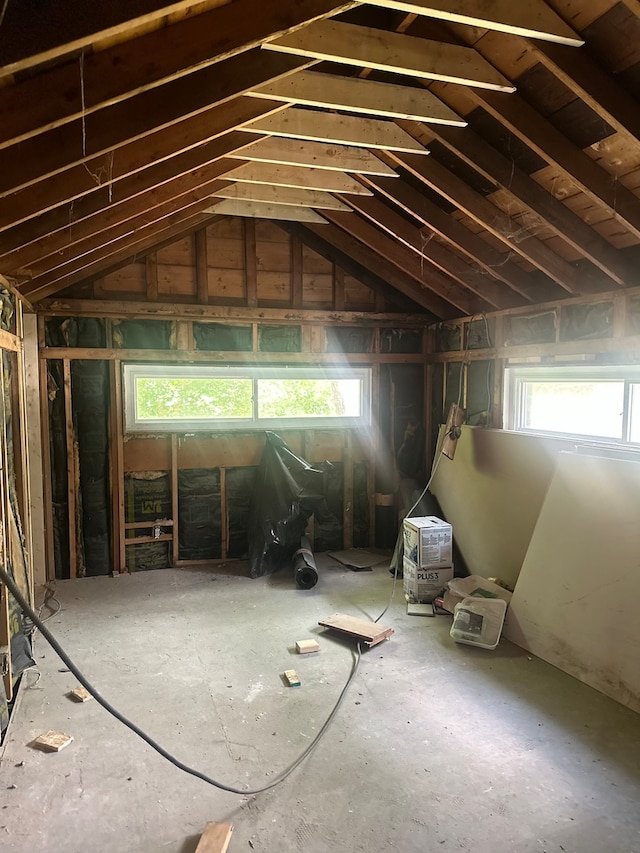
247;432;336;579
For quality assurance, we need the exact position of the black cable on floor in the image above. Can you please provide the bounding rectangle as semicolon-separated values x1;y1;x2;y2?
0;565;361;795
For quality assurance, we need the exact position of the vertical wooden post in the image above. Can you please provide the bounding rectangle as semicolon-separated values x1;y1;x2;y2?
39;352;55;582
369;362;380;548
109;360;126;574
18;311;41;599
244;219;258;308
195;229;209;305
343;431;353;550
220;467;227;560
491;315;505;429
291;235;303;309
63;358;77;578
332;265;345;311
145;253;159;302
171;433;179;566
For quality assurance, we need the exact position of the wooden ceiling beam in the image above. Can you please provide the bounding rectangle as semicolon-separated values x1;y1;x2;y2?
0;142;251;264
242;108;430;153
363;174;543;301
11;182;231;282
323;209;490;315
204;200;328;222
344;194;524;309
0;0;227;78
264;20;515;91
300;222;458;318
218;163;374;194
0;0;359;149
250;70;466;125
412;120;635;287
228;137;397;174
0;50;308;197
0;97;279;229
22;208;216;301
530;41;640;144
211;184;352;210
470;91;640;242
364;0;583;45
389;150;583;294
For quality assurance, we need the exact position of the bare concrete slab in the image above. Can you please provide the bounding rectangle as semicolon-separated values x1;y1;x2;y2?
1;559;639;853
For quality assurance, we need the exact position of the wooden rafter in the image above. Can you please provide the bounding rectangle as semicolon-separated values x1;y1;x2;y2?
218;163;374;194
249;70;466;125
211;184;352;210
343;193;524;309
323;209;489;314
242;108;430;153
264;20;516;91
204;200;328;222
0;0;359;149
228;137;398;174
365;0;583;45
0;50;308;197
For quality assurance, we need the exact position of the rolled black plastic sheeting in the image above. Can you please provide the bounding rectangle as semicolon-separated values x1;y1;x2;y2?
293;537;318;590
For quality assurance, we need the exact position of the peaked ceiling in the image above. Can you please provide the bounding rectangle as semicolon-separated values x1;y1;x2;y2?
2;0;640;319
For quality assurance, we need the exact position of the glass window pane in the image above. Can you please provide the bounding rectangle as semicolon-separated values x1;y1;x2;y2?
521;381;624;439
136;377;253;420
257;378;362;419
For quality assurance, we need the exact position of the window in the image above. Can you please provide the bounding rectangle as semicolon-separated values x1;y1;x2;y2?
504;365;640;445
123;364;371;432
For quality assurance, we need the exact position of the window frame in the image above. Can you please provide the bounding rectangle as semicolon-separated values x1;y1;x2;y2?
123;363;372;433
504;363;640;446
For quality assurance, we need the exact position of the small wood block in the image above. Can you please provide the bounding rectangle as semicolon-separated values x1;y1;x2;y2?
69;686;92;702
32;731;73;752
296;639;320;654
195;822;234;853
318;613;394;647
284;669;301;687
407;602;435;617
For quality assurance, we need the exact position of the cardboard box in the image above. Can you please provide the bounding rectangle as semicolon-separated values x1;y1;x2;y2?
403;556;453;603
403;516;452;568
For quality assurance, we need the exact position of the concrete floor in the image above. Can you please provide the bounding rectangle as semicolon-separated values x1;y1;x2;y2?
1;558;639;853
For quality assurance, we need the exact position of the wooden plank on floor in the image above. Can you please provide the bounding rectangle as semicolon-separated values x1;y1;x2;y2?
195;822;234;853
318;613;394;646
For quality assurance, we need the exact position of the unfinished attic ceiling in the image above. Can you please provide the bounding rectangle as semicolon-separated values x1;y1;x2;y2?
2;0;640;319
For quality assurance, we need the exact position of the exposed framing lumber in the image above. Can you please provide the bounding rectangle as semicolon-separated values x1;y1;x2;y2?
469;91;640;241
194;229;210;305
62;360;77;579
0;97;282;228
530;41;640;144
207;200;329;222
387;151;581;294
219;163;374;194
365;0;583;45
413;121;635;287
324;209;488;314
264;20;515;92
171;435;179;566
250;70;466;125
2;175;235;280
145;254;159;302
109;361;126;574
344;194;524;309
23;211;215;301
243;108;430;153
281;222;431;314
0;51;310;197
228;137;398;174
291;237;304;309
362;174;544;302
0;0;360;149
244;219;258;308
39;297;429;326
212;184;352;210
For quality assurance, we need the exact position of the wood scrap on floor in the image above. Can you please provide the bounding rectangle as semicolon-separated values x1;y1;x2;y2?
296;639;320;654
195;822;234;853
318;613;394;647
68;686;92;702
31;731;73;752
283;669;301;687
407;602;435;617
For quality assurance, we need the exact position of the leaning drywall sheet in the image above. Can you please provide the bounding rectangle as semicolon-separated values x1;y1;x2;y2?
504;452;640;714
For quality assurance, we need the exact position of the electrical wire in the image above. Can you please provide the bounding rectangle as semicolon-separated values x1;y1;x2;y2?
0;564;361;795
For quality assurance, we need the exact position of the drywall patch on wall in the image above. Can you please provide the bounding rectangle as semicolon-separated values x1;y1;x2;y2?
505;452;640;713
